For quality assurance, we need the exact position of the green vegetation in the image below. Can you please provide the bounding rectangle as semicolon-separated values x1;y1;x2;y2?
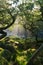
0;37;36;65
0;0;43;65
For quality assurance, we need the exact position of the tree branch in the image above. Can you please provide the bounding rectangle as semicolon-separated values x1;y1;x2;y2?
27;44;43;65
0;30;7;39
0;9;17;30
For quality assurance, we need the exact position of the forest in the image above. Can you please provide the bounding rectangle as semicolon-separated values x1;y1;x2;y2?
0;0;43;65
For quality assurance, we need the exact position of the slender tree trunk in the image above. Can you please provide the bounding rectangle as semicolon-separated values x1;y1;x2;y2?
27;44;43;65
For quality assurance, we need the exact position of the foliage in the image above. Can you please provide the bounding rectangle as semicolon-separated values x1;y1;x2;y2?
0;0;43;65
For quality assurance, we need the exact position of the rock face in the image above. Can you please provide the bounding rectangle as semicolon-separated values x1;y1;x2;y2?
5;16;43;38
5;16;32;38
5;24;31;38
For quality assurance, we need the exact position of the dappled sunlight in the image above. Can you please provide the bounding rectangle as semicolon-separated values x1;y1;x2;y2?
0;0;43;65
0;48;4;54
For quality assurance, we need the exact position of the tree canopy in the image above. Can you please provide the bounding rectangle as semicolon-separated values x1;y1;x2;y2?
0;0;43;65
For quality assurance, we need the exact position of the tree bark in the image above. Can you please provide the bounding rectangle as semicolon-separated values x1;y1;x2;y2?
0;30;7;39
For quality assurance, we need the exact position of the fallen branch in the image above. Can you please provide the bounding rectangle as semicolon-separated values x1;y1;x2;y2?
27;44;43;65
